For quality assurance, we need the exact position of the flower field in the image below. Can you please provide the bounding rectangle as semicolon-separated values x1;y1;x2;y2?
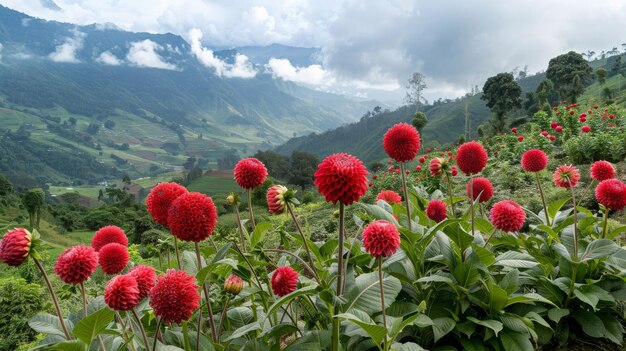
1;102;626;351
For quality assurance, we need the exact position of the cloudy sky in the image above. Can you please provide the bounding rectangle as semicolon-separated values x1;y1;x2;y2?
2;0;626;103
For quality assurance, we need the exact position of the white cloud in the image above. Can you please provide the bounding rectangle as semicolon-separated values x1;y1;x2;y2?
188;28;257;78
49;30;84;63
266;58;333;86
126;40;177;70
96;51;122;65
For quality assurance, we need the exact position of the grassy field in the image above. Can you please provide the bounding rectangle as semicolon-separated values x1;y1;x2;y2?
187;174;240;198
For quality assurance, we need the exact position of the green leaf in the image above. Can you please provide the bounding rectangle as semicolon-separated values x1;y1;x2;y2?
573;285;615;311
224;322;262;341
608;225;626;240
196;258;238;285
506;293;557;307
547;308;569;323
29;313;73;339
443;223;474;251
601;314;624;344
473;217;495;235
452;257;481;288
493;251;538;268
471;244;496;267
467;316;503;336
48;341;88;351
251;222;273;248
336;313;387;350
345;272;402;314
431;317;455;342
72;307;115;345
500;331;533;351
498;269;519;294
572;310;606;339
398;342;426;351
227;307;253;328
266;284;318;317
547;197;570;221
284;331;331;351
357;202;400;226
485;281;508;313
579;239;620;261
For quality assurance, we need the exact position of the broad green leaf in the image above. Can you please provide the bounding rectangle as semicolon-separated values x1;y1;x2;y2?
452;258;481;288
431;317;455;342
49;341;88;351
224;322;262;341
284;331;332;351
547;197;570;221
572;310;606;339
579;239;620;261
72;307;115;345
467;316;503;336
493;251;538;268
525;311;551;329
506;293;557;307
336;313;387;350
227;307;254;328
473;217;495;235
260;323;300;340
251;222;273;248
573;284;615;311
398;342;427;351
357;202;400;226
547;308;569;323
29;313;73;339
498;269;519;295
471;244;496;267
608;225;626;240
500;331;533;351
346;272;402;314
443;223;474;251
196;258;238;285
266;284;318;317
485;281;508;313
459;338;489;351
601;314;624;344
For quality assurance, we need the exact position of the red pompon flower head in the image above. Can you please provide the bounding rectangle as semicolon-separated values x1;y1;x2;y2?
104;275;140;311
383;123;421;162
54;246;98;285
234;158;268;190
146;182;188;227
553;165;580;188
455;141;488;175
426;200;447;223
466;177;494;203
271;266;299;297
556;126;563;133
0;228;32;266
223;274;244;295
521;149;548;172
489;200;526;233
376;190;402;204
98;243;130;274
451;166;458;176
595;179;626;211
167;192;217;242
581;125;591;133
127;264;157;300
511;127;517;133
91;225;128;252
150;269;200;324
429;157;449;177
362;220;401;257
266;185;289;215
314;153;369;205
518;136;524;142
590;160;616;182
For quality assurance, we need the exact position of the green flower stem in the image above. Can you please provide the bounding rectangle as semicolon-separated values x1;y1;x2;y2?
263;249;320;285
469;175;475;237
378;257;387;348
332;203;346;351
174;236;182;270
445;172;456;215
535;172;551;226
234;204;247;253
80;282;88;318
247;189;256;231
568;181;579;258
194;242;218;342
231;242;263;290
331;304;340;351
115;311;136;351
602;206;609;239
218;296;230;343
32;256;72;340
182;321;191;351
131;309;151;351
399;162;412;231
152;318;162;351
286;202;318;282
342;222;365;294
483;229;498;247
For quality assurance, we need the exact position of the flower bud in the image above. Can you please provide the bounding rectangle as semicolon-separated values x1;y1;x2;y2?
0;228;33;266
224;274;244;295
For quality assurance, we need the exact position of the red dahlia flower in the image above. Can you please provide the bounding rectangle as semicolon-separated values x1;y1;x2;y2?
451;166;458;176
0;228;32;266
595;179;626;210
362;220;400;257
146;182;188;227
167;192;217;242
271;266;299;297
150;270;200;324
425;200;447;223
590;160;615;182
466;177;494;203
266;185;288;215
314;153;369;205
376;190;402;204
104;275;140;311
518;136;524;142
98;243;130;274
511;128;517;133
455;141;488;175
91;225;128;252
553;165;580;188
550;122;558;129
489;200;526;233
383;123;421;162
521;149;548;172
54;246;98;285
127;264;157;300
224;274;244;295
581;125;591;133
234;158;268;190
429;157;448;176
556;126;563;132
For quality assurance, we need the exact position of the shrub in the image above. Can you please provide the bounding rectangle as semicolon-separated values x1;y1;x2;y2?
0;278;45;351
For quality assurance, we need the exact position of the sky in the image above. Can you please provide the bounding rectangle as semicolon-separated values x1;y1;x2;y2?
2;0;626;103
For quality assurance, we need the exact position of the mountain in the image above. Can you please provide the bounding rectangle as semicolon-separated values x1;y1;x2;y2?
0;5;384;185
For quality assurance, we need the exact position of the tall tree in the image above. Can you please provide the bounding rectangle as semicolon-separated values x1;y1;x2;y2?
411;111;428;132
597;68;607;85
288;151;319;190
536;79;555;106
405;72;428;107
480;72;522;133
546;51;593;103
0;174;13;196
22;188;45;230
